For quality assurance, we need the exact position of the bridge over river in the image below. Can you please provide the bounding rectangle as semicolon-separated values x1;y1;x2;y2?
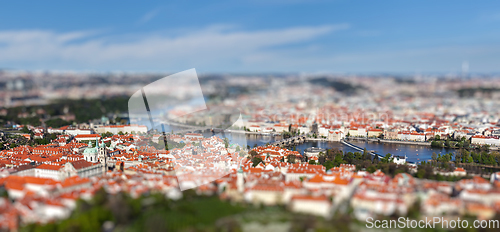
270;134;308;147
340;139;383;159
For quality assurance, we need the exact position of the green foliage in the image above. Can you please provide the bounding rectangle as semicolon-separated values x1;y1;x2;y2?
252;157;263;167
431;140;443;148
34;138;49;145
45;118;70;128
323;160;334;170
249;150;258;158
22;190;246;232
101;132;113;138
19;117;42;127
380;153;393;164
366;165;377;173
21;126;30;133
431;152;437;161
1;96;129;126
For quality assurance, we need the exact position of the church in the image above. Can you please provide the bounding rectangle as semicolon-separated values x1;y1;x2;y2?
82;138;109;173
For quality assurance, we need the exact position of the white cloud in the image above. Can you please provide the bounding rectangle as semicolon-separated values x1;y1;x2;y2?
2;23;496;73
0;24;348;71
137;8;161;25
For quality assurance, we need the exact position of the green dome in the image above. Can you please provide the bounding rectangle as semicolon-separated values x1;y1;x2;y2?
83;147;97;154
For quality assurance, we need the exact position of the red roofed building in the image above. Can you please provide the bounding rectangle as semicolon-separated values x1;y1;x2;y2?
63;160;104;179
58;176;91;192
454;167;467;176
285;163;325;182
34;164;64;180
247;180;284;205
74;134;101;142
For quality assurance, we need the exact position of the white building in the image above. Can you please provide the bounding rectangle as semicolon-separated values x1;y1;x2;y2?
393;155;406;165
94;124;148;134
33;164;64;180
290;195;332;217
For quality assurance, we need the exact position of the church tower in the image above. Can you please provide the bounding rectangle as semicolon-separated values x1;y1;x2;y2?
237;166;244;193
97;138;108;174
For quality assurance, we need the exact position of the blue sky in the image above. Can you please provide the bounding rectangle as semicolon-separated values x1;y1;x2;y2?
0;0;499;73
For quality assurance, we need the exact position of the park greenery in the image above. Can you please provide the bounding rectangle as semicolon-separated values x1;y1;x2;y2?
0;96;129;127
0;128;64;150
430;135;491;151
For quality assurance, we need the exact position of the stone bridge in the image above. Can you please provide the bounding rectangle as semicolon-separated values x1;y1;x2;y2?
271;134;308;147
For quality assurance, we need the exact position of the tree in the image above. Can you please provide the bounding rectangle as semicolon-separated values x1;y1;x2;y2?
45;118;70;128
435;135;440;141
21;126;30;133
344;152;355;164
333;153;344;166
455;151;463;163
366;165;376;173
445;140;451;148
249;149;258;156
251;157;263;167
323;160;334;170
308;160;316;165
381;154;393;164
467;155;473;163
101;131;113;138
431;152;438;161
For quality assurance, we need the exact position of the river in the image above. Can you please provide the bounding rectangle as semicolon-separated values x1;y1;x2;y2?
198;132;456;164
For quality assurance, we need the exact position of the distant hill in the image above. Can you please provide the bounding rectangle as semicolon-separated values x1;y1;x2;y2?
308;77;364;94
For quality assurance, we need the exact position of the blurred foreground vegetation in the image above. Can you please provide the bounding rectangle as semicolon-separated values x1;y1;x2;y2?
19;188;360;232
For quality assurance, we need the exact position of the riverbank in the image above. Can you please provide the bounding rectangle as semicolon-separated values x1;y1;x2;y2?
346;136;500;151
346;137;431;146
224;130;280;136
305;138;328;142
